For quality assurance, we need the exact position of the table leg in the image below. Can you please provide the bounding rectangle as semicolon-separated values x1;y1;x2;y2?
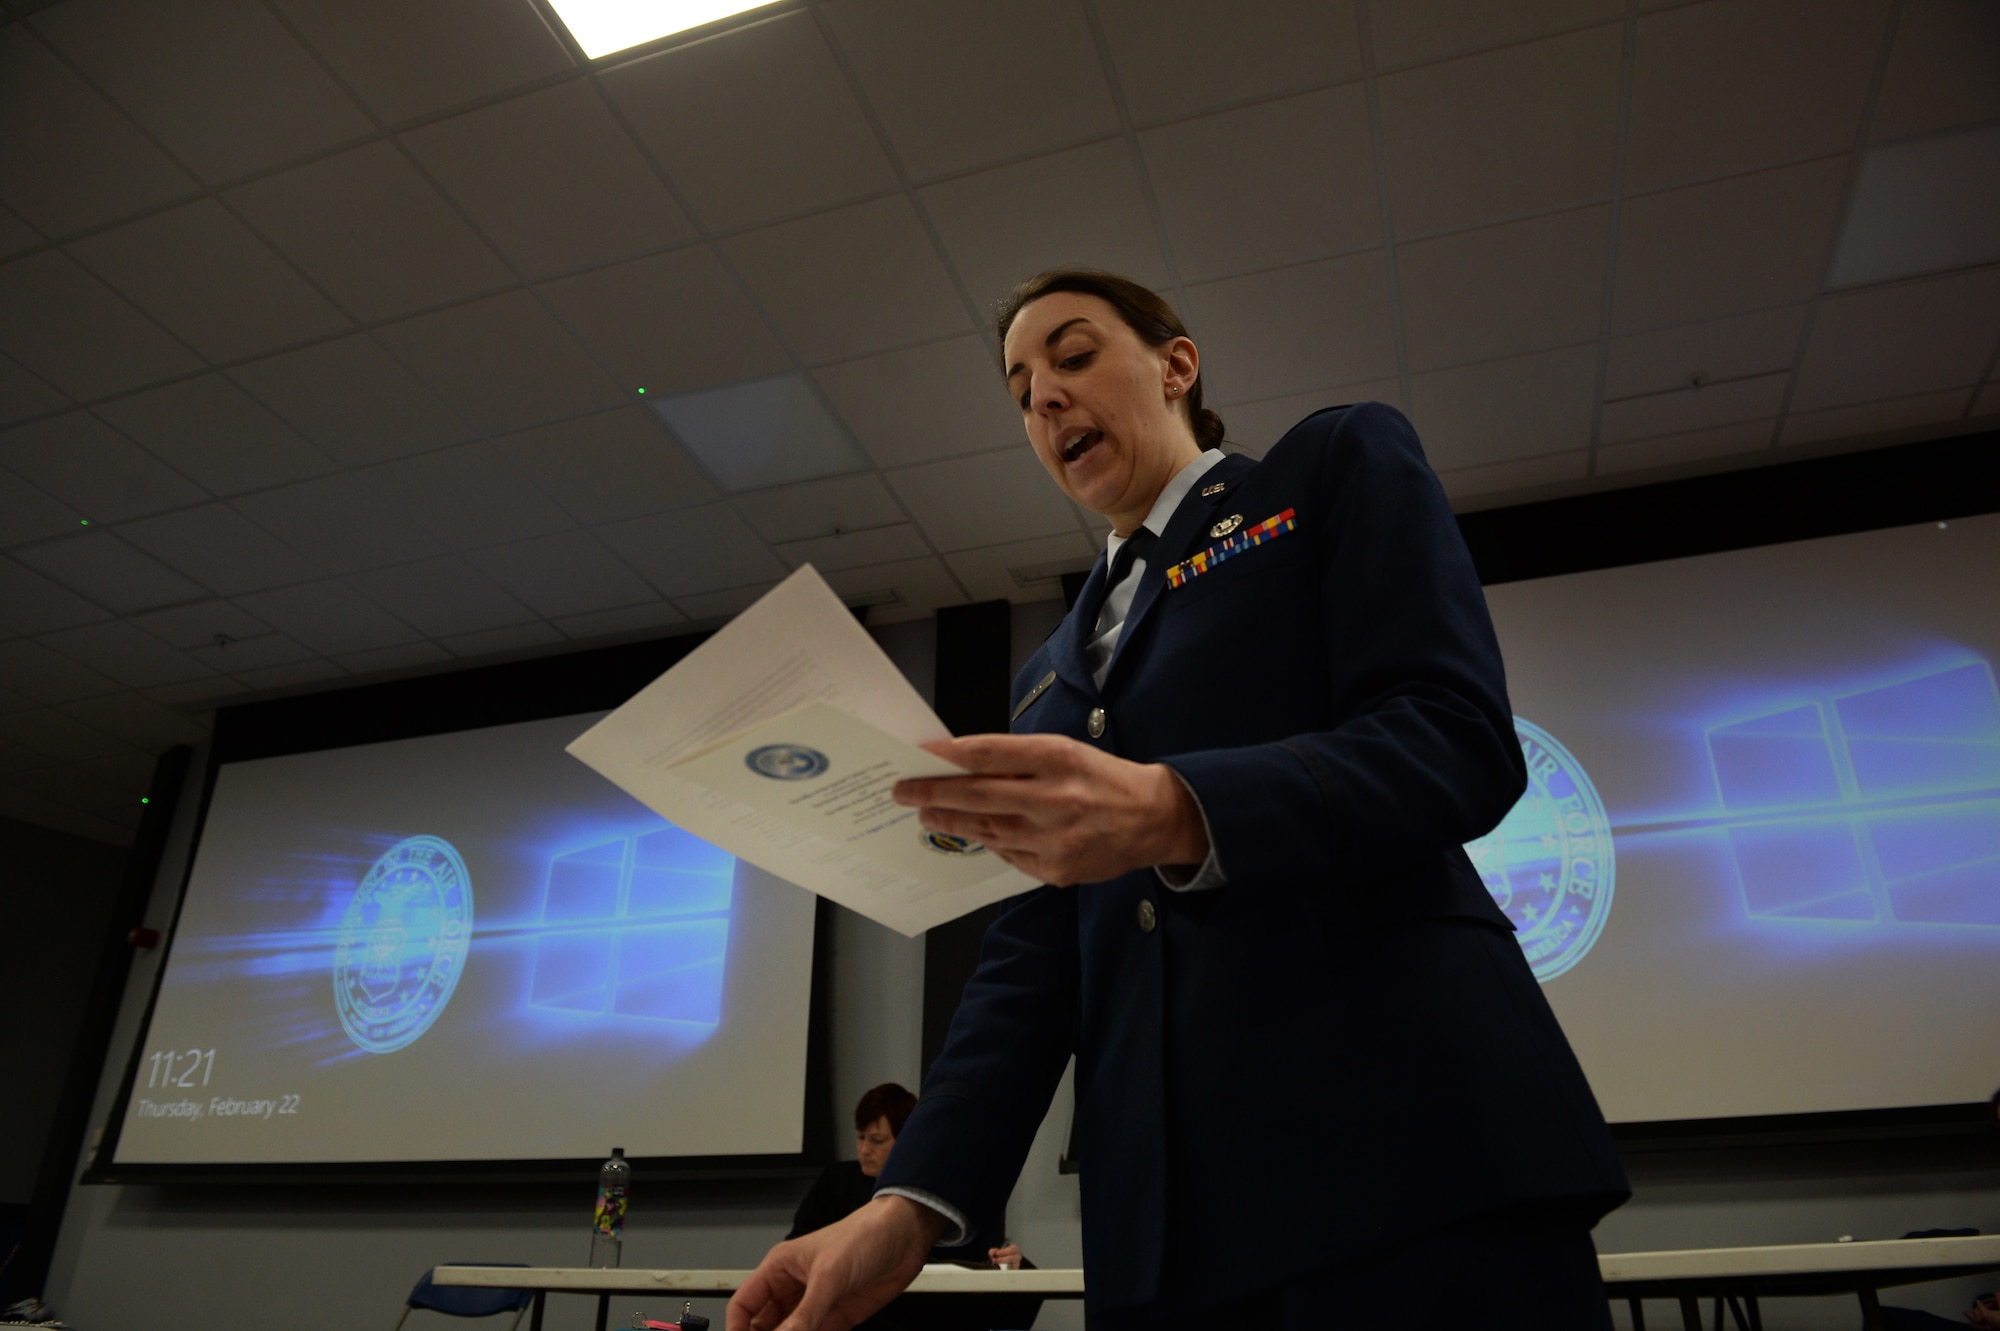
1680;1295;1702;1331
595;1292;610;1331
1745;1295;1763;1331
1628;1297;1648;1331
1858;1287;1884;1331
529;1292;545;1331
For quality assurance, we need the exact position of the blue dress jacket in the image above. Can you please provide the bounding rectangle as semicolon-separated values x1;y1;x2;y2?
876;403;1629;1314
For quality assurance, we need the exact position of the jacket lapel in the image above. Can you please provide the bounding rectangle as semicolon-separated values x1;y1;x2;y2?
1102;453;1256;685
1046;549;1109;702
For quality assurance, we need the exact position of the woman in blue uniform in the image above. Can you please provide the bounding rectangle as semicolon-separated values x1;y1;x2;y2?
730;271;1628;1331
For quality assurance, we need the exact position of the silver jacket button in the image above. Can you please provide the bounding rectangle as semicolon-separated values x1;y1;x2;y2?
1137;898;1157;933
1087;706;1107;738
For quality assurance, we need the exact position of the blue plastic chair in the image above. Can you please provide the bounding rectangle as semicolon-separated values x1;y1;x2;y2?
393;1264;533;1331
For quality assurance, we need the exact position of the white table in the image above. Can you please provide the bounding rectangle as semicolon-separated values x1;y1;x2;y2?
438;1236;2000;1331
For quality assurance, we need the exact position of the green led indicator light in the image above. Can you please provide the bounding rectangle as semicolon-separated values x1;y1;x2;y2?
140;797;149;804
636;387;647;394
79;518;90;525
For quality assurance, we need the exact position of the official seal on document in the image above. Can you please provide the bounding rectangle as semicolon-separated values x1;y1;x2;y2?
920;829;986;856
746;744;831;780
1463;719;1614;983
334;835;473;1054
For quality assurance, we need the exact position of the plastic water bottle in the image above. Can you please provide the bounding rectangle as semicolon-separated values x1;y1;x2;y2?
590;1147;630;1268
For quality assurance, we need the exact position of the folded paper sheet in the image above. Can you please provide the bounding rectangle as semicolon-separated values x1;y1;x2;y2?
566;566;1040;936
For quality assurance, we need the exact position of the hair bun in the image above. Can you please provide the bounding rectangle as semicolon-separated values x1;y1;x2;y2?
1193;407;1226;452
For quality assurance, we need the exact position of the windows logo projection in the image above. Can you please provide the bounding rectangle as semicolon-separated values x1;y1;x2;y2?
1465;720;1616;982
1704;661;2000;927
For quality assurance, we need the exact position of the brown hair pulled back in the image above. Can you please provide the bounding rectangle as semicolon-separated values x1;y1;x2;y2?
853;1082;917;1136
996;269;1227;452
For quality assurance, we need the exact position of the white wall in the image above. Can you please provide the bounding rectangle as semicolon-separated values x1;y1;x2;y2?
41;607;2000;1330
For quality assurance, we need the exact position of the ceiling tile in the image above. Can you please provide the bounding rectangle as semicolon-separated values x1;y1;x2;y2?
1869;0;2000;141
0;555;107;634
0;470;82;547
374;289;627;433
723;196;972;364
437;620;565;660
40;620;217;688
227;656;346;693
1781;388;1973;448
1140;86;1379;285
334;640;452;677
539;246;791;395
1399;205;1609;370
93;375;333;495
1603;305;1807;399
231;472;443;571
1217;381;1404;455
1976;382;2000;419
822;555;964;618
0;705;133;759
1627;0;1889;191
815;335;1017;469
1599;372;1788;444
66;199;352;362
11;529;205;613
0;251;204;400
920;139;1170;310
0;638;122;703
776;524;932;572
1611;157;1847;332
233;580;421;654
496;407;716;524
1597;419;1774;475
1826;125;2000;288
1378;24;1622;236
0;411;206;521
651;373;869;491
0;24;198;234
186;629;315;672
1370;0;1624;69
128;599;273;650
145;675;253;707
0;353;68;427
943;530;1097;603
0;204;43;260
228;333;473;464
596;503;788;598
599;11;897;233
1182;251;1398;404
271;0;574;123
672;581;778;623
34;0;372;182
553;599;688;643
732;472;909;543
224;142;515;322
57;691;211;750
118;503;322;594
363;441;576;548
466;529;660;616
1097;0;1361;126
1406;342;1598;469
347;555;538;638
77;750;166;794
885;449;1080;552
402;79;695;280
820;0;1119;181
1792;268;2000;411
1435;448;1588;505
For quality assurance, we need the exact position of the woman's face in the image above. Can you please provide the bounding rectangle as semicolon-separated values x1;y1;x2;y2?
855;1116;895;1178
1003;292;1199;533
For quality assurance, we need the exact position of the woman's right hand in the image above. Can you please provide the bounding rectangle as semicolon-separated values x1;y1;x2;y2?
727;1194;946;1331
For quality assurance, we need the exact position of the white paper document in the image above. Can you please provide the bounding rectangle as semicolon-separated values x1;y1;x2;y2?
566;566;1041;935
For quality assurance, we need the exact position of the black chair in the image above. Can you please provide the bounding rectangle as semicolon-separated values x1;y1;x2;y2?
393;1264;533;1331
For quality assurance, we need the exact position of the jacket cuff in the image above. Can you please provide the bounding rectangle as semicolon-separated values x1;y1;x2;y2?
872;1187;970;1247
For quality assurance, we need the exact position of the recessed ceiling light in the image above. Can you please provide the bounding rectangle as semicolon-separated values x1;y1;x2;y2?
545;0;779;59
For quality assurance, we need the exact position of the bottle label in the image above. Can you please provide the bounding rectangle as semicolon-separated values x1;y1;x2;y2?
594;1185;627;1238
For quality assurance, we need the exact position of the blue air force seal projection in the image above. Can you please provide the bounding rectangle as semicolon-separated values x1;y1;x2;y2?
1480;514;2000;1124
333;836;472;1054
113;712;815;1168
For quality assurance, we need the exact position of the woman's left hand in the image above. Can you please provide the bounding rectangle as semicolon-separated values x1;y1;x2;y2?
892;734;1209;886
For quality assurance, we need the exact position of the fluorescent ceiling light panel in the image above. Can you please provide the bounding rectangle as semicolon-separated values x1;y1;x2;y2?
546;0;779;58
651;373;870;492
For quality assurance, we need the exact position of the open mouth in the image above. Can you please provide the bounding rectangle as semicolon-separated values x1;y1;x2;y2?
1061;430;1102;463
